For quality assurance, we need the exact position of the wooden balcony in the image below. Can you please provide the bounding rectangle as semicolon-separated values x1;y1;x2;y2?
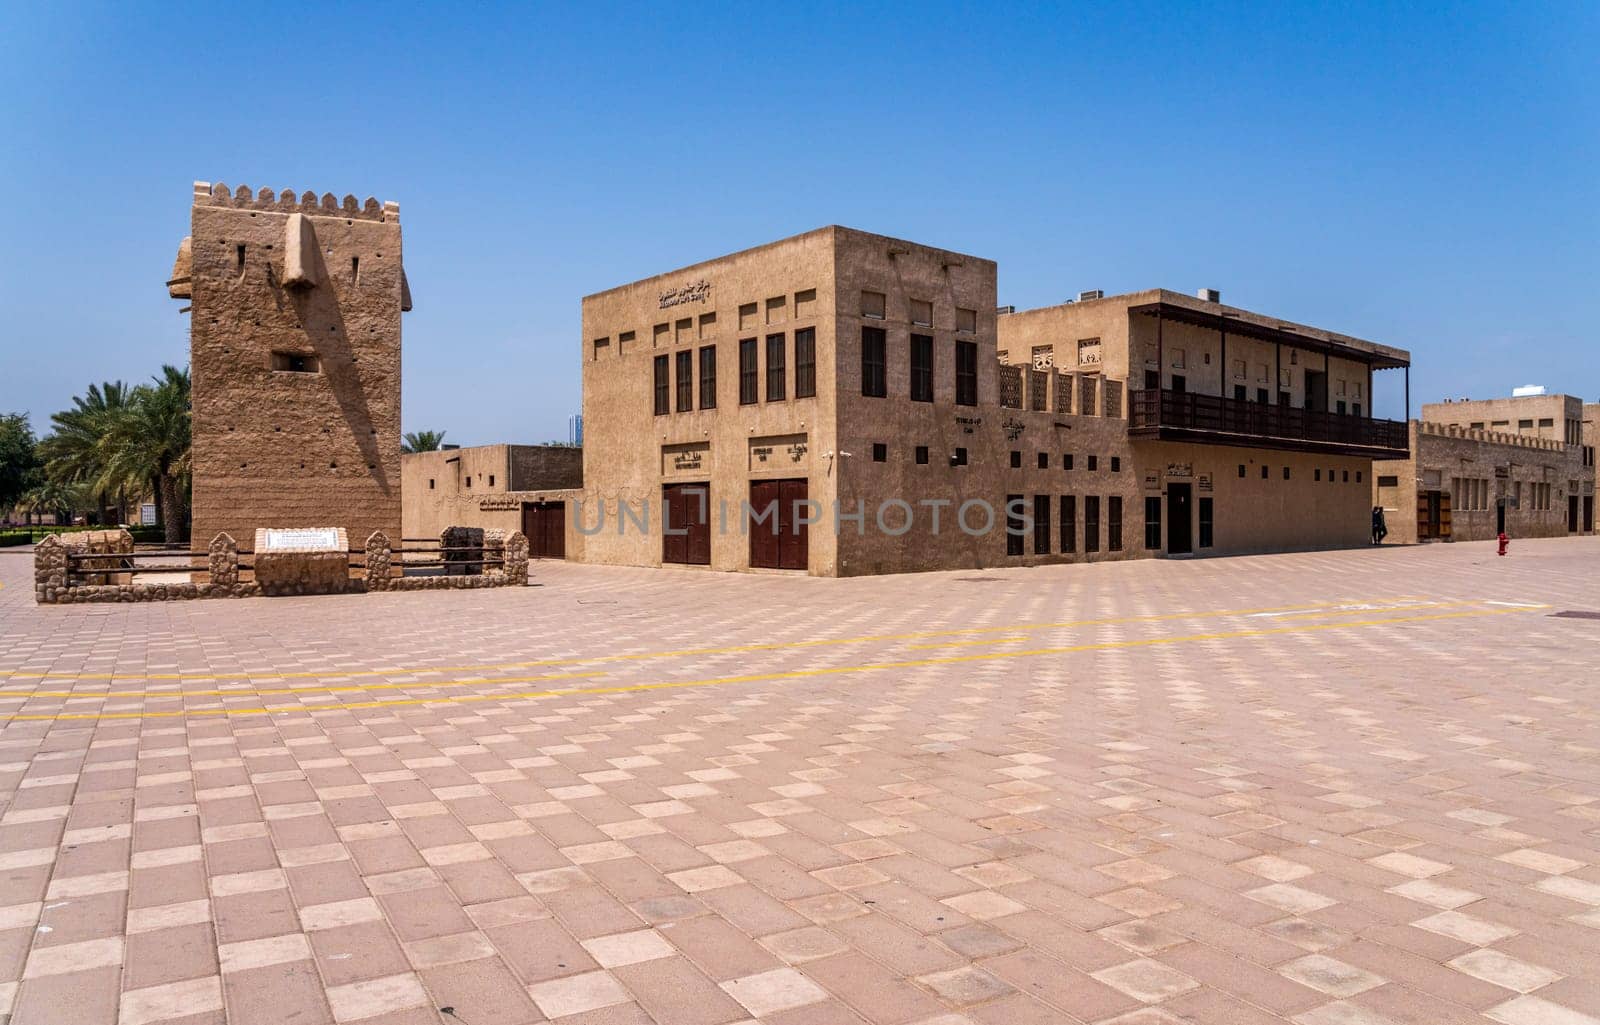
1128;389;1409;458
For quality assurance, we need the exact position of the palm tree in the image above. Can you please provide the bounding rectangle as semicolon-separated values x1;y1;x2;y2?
19;479;88;526
38;381;133;524
101;366;191;544
402;430;447;453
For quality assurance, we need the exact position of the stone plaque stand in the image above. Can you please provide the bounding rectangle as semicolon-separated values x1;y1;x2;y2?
252;527;350;596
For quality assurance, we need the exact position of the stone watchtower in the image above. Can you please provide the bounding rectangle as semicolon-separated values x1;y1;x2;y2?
168;182;411;550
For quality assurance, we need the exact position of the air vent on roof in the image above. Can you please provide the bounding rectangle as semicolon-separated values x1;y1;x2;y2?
1078;289;1104;302
1197;288;1221;303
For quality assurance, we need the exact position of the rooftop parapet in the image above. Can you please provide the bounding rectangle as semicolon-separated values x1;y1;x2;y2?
1416;419;1567;452
193;181;399;222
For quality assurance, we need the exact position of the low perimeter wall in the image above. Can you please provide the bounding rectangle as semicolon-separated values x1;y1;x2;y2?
34;528;529;604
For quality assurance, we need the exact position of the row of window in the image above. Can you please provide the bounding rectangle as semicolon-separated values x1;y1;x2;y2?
860;291;979;334
653;329;818;414
861;328;980;405
1236;464;1366;484
1005;495;1135;556
1005;494;1221;556
1010;452;1120;472
597;290;823;361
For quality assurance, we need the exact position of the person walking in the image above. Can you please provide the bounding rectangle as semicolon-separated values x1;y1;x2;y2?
1371;505;1388;545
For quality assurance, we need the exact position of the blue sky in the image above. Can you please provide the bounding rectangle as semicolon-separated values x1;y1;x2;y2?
2;2;1595;444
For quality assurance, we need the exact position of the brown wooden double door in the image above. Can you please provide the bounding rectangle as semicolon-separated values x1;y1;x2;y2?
749;478;809;570
521;502;566;559
662;483;711;566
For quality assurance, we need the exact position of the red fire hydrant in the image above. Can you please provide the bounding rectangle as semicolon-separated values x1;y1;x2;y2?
1497;532;1509;556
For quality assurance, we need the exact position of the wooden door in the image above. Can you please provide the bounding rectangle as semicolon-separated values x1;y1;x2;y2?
1438;492;1452;539
749;480;778;569
1167;484;1192;554
663;484;710;565
749;479;808;570
778;479;809;570
522;503;566;559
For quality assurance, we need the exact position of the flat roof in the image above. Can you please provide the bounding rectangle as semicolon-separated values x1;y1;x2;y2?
582;225;996;302
1012;288;1411;369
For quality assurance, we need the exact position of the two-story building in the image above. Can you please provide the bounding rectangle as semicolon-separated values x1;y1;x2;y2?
1373;393;1596;541
575;227;1414;575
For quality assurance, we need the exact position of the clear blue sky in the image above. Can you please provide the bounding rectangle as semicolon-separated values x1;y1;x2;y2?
2;3;1595;444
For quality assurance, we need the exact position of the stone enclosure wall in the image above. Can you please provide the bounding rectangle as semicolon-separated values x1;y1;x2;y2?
35;529;529;604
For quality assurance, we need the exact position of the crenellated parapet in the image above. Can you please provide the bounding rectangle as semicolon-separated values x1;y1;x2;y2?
192;181;399;222
1417;419;1567;453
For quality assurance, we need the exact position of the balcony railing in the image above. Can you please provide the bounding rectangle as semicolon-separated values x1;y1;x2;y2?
1128;389;1408;455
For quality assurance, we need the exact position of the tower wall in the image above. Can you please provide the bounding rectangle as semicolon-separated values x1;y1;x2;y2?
185;182;406;551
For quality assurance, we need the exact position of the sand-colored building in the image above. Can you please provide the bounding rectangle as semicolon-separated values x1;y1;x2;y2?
170;182;410;549
1374;394;1596;542
401;444;582;547
570;226;1413;575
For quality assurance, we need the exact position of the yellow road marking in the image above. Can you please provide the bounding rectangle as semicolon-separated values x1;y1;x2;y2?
0;599;1485;700
1;605;1533;721
8;670;607;701
0;596;1452;686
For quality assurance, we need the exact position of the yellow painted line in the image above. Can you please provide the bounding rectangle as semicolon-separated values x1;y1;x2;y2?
7;670;607;701
907;635;1034;650
0;599;1488;699
0;596;1450;685
0;605;1534;721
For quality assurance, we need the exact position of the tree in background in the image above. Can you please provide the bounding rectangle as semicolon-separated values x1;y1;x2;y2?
37;381;134;525
18;478;88;526
99;366;191;544
0;413;42;520
402;429;447;453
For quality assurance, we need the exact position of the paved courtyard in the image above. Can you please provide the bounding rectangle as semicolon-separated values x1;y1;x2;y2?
1;538;1598;1025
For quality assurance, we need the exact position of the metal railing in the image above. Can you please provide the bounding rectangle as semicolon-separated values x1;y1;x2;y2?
1128;389;1408;451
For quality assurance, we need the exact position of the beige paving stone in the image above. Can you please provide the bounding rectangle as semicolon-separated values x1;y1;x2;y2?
300;897;384;931
118;975;224;1025
1091;957;1201;1003
1448;948;1563;993
22;935;123;978
916;965;1016;1005
1412;910;1520;945
218;932;313;973
1277;954;1386;997
580;928;675;967
1487;996;1600;1025
528;969;631;1017
326;971;430;1022
720;966;831;1016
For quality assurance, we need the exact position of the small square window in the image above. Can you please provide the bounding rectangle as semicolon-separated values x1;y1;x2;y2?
489;475;495;487
1238;465;1246;478
1261;465;1268;479
1342;470;1349;483
428;478;435;489
1087;456;1098;472
1283;466;1290;480
1111;457;1121;472
1037;452;1048;469
1010;451;1022;468
1315;468;1321;481
915;446;929;465
1328;468;1335;482
872;443;887;462
465;476;472;488
1063;454;1073;470
1356;470;1363;483
861;291;886;319
910;299;933;327
952;447;968;466
956;308;977;333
